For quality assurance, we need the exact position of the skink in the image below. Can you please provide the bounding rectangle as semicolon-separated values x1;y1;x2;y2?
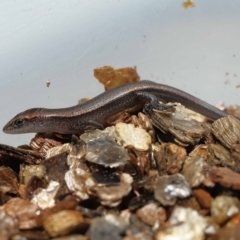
3;80;230;134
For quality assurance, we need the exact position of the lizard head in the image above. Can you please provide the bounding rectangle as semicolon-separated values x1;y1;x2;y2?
3;108;45;134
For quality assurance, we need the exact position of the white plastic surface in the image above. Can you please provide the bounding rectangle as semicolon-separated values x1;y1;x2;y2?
1;0;240;146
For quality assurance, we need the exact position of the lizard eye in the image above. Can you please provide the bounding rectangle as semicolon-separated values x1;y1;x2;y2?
14;118;25;127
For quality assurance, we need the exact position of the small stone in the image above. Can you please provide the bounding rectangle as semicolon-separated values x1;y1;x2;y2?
144;102;205;146
31;180;60;209
169;206;207;229
189;144;208;160
136;202;166;226
91;167;120;185
87;217;123;240
0;143;41;165
42;152;69;184
43;210;84;238
155;206;208;240
36;196;78;227
226;213;240;227
30;133;66;157
155;222;204;240
193;189;213;209
211;115;240;149
46;143;72;158
65;165;95;200
104;214;128;232
177;196;201;212
209;166;240;189
24;176;45;200
85;137;129;167
0;210;18;240
19;164;45;185
0;166;18;195
154;143;186;175
115;122;152;151
2;197;39;229
208;143;236;170
94;66;140;91
182;156;206;187
211;196;240;225
90;173;133;207
80;127;117;143
154;174;191;206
